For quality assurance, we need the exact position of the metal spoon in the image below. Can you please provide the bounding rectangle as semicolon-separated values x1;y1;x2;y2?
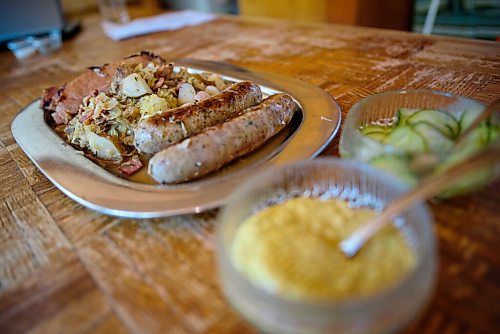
340;138;500;258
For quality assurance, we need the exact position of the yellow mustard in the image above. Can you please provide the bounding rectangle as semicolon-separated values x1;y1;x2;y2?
231;197;415;300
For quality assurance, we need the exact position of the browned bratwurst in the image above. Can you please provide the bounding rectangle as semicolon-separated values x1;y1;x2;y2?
148;93;299;184
134;81;262;155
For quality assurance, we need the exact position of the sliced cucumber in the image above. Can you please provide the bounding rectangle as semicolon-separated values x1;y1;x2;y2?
369;155;417;185
435;125;488;169
360;124;391;143
364;131;388;142
435;125;491;197
360;124;392;135
459;107;484;132
463;124;490;147
407;109;459;139
437;166;494;198
490;125;500;141
396;108;420;125
382;125;427;153
413;121;454;153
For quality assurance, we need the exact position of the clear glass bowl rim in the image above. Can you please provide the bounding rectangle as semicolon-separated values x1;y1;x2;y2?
341;89;486;155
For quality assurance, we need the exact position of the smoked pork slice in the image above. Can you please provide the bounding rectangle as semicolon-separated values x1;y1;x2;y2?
41;51;166;125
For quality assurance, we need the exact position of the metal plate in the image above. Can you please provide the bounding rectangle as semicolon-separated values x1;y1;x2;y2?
11;59;341;218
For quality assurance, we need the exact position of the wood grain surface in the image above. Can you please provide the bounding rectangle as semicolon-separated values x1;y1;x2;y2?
1;13;499;334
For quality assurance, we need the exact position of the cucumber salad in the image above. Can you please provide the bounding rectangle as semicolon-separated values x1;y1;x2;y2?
359;107;499;196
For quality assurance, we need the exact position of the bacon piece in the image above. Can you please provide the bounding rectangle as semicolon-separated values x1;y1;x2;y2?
52;108;71;125
118;156;144;176
153;77;165;90
41;86;65;113
110;64;136;94
78;110;93;124
155;63;174;78
40;87;58;109
50;98;82;125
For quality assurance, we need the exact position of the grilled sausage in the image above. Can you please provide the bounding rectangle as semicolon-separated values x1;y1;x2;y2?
134;81;262;155
148;93;299;184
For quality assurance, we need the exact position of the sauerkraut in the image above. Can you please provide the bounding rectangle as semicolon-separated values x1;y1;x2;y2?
63;62;230;169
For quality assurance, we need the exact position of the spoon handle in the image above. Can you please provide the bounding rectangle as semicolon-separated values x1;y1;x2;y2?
340;139;500;258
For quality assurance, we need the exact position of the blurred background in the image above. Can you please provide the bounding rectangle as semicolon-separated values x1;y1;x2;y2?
64;0;500;39
1;0;500;45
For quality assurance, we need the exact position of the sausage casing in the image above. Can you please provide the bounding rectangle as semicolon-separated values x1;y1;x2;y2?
148;93;299;184
134;81;262;155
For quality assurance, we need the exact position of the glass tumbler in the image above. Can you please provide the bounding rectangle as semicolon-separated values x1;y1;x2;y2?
98;0;130;23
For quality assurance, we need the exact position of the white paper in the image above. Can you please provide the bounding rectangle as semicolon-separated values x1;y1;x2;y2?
102;10;217;41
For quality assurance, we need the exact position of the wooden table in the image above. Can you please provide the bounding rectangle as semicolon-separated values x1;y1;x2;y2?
1;13;499;334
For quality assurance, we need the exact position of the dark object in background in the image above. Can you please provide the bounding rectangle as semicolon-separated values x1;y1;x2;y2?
62;21;82;41
0;0;65;43
356;0;413;31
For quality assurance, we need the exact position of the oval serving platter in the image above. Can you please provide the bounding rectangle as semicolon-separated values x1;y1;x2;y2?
11;59;341;218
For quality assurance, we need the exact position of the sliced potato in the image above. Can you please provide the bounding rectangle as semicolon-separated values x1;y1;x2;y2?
178;83;196;105
121;73;152;98
86;132;122;161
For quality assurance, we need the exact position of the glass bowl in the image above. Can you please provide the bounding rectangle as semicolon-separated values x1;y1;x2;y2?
216;158;437;334
339;90;498;196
